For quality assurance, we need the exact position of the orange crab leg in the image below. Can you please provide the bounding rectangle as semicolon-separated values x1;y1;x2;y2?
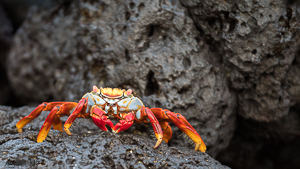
112;112;134;133
64;98;87;135
150;108;206;152
16;102;66;133
37;102;77;143
91;106;114;131
159;122;172;143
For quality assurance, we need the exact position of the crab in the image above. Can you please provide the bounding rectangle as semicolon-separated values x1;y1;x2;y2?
16;86;206;152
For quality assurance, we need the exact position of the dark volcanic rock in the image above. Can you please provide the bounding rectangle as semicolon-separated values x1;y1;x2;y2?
180;0;300;122
0;3;13;105
5;0;300;168
0;106;228;169
7;0;236;157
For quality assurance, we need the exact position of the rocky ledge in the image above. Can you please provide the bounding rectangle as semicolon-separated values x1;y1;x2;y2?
0;106;228;169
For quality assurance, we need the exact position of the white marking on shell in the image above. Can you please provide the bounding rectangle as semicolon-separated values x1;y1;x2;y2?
127;98;144;111
117;98;131;107
119;108;126;111
93;95;106;105
105;105;110;112
104;98;118;104
113;106;117;114
136;109;141;120
82;93;95;114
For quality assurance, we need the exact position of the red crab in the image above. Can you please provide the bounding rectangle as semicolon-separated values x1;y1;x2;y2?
16;86;206;152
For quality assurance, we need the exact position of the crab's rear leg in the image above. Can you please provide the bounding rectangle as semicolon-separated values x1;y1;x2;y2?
150;108;206;152
37;102;77;142
16;102;67;133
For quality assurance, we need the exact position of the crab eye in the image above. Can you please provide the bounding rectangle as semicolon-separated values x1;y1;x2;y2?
125;89;132;96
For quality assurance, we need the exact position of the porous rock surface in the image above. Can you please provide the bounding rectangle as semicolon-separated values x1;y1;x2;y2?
181;0;300;122
7;0;236;157
0;106;229;169
5;0;300;167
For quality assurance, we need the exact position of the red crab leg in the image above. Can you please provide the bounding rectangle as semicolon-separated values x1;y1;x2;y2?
112;112;135;133
135;106;164;148
16;102;66;133
37;102;77;142
64;98;87;135
150;108;206;152
91;106;114;131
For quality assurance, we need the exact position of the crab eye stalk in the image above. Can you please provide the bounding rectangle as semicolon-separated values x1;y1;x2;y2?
125;89;132;96
93;85;101;94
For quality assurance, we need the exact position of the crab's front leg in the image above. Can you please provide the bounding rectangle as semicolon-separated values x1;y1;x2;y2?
142;107;164;148
112;112;134;133
63;98;88;135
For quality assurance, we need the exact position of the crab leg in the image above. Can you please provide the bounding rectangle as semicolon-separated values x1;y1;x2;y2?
64;98;87;135
150;108;206;152
37;102;77;142
159;122;172;143
16;102;66;133
112;112;135;133
135;106;164;148
91;106;114;131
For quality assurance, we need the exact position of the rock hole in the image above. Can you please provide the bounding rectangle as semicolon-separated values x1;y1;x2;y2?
241;22;247;28
148;25;155;37
125;49;130;62
125;11;131;20
260;14;263;18
145;57;150;63
145;70;159;96
252;49;257;55
279;96;282;102
91;148;98;154
138;3;145;13
88;155;95;160
129;2;135;9
182;58;191;69
279;16;285;24
224;11;230;19
155;101;162;107
207;18;217;27
269;14;272;18
135;13;139;18
102;156;115;167
229;19;237;32
178;86;189;94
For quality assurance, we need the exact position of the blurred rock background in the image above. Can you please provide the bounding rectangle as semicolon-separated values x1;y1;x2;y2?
0;0;300;168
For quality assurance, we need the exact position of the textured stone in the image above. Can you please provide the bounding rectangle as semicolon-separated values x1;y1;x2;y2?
7;0;236;157
181;0;300;122
0;106;229;169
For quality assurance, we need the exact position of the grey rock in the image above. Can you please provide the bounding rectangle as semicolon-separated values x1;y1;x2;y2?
7;0;236;157
180;0;300;122
0;106;229;169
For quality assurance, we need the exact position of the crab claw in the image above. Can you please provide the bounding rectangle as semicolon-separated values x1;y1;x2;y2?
112;112;134;133
91;106;114;131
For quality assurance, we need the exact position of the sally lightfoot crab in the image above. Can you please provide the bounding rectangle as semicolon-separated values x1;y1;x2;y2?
16;86;206;152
